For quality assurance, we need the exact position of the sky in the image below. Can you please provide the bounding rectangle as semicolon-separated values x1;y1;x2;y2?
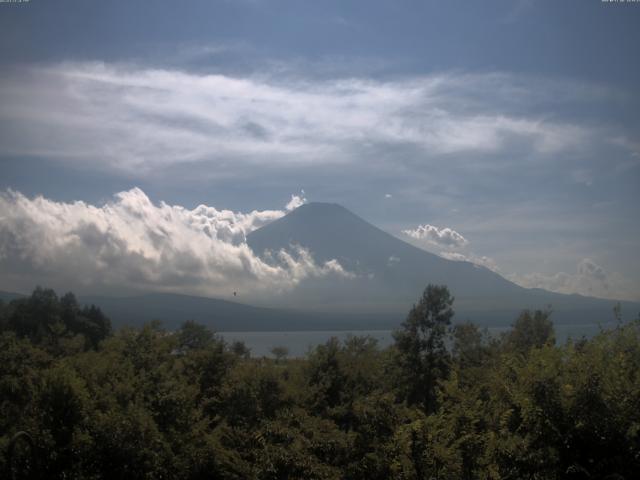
0;0;639;301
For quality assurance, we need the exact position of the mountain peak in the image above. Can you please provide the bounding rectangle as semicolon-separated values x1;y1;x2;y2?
298;201;342;208
292;202;351;214
278;201;369;232
248;201;394;264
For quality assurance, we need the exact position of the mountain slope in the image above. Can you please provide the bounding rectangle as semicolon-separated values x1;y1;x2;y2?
247;203;638;325
248;202;520;296
0;290;25;303
79;293;395;331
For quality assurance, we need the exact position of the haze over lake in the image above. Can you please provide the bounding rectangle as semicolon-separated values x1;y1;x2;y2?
221;323;621;358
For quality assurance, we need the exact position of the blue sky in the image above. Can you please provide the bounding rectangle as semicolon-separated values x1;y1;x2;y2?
0;0;639;301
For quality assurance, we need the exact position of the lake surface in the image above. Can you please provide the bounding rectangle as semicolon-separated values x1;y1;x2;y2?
220;322;618;357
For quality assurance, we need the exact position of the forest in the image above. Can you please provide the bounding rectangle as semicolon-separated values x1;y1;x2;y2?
1;286;639;479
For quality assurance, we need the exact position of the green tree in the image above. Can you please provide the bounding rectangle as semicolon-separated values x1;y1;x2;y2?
306;337;345;417
79;304;112;348
60;292;112;349
451;321;489;369
393;284;454;413
218;362;288;428
4;288;111;352
505;309;555;354
7;287;62;344
177;320;214;351
306;336;385;431
271;346;289;363
230;340;251;359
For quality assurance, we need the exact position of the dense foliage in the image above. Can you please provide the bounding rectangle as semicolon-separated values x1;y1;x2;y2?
1;286;639;479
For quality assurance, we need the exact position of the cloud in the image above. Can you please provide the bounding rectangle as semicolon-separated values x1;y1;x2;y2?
571;169;594;186
401;219;506;274
285;191;307;211
439;251;500;272
0;63;595;178
402;224;469;248
508;258;635;301
0;188;350;298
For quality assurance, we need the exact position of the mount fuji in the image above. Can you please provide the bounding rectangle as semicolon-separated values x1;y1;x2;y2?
246;202;638;327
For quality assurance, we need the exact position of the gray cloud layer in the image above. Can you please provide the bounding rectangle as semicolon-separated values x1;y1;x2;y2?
508;258;635;301
0;63;606;179
0;188;352;298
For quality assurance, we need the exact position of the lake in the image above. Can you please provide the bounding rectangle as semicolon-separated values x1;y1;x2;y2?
220;322;619;357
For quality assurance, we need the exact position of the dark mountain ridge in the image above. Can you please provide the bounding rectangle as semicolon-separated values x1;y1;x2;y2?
78;293;395;331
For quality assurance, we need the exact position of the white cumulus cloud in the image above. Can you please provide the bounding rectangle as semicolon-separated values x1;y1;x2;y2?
0;188;351;298
285;192;307;211
402;224;469;248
